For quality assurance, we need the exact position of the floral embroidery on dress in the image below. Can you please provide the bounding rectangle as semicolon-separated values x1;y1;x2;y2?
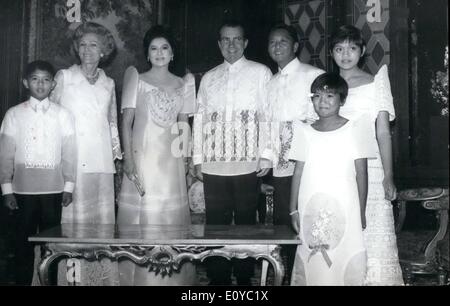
310;209;333;245
303;193;347;269
308;208;334;267
145;87;183;128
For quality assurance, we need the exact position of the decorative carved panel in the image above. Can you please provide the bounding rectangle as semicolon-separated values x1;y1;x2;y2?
285;0;328;70
352;0;390;75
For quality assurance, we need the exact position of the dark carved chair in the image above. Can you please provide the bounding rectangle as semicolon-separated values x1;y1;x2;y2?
396;188;449;285
258;183;274;225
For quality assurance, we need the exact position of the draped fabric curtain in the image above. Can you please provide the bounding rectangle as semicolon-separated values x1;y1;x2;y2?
0;0;29;121
1;0;160;121
28;0;158;93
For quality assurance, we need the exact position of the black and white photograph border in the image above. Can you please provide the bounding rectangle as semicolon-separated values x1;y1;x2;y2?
0;0;448;287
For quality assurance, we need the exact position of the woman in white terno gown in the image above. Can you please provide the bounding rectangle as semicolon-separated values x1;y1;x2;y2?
117;25;197;286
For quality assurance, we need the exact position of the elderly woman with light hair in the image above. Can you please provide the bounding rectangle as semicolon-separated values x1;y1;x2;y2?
51;22;122;285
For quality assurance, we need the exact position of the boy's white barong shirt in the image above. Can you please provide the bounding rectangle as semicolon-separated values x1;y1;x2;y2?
0;97;76;195
261;58;324;177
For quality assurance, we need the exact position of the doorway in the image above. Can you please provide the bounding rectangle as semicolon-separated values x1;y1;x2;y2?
386;0;448;187
409;0;448;173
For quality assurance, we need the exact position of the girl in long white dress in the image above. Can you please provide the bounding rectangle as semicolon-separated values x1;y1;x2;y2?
117;26;197;286
289;73;376;286
330;25;404;286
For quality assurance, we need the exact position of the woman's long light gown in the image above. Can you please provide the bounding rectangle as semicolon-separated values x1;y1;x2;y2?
340;65;404;286
117;67;197;286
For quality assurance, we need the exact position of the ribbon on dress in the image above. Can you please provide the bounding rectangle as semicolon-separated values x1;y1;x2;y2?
308;244;333;268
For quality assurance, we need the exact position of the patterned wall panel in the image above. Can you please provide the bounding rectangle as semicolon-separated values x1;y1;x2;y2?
284;0;391;75
284;0;328;70
352;0;390;74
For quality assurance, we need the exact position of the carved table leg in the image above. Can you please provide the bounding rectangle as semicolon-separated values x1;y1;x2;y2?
37;244;64;286
424;208;449;262
269;246;285;286
260;260;269;286
37;243;110;286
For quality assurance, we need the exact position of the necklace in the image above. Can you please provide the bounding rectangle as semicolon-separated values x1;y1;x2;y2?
82;69;100;85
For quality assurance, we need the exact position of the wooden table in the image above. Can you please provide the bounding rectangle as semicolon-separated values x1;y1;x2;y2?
29;224;301;286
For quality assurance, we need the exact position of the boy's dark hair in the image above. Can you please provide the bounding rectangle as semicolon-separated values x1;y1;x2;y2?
24;60;56;79
217;19;247;41
330;25;366;51
269;24;299;44
311;73;349;103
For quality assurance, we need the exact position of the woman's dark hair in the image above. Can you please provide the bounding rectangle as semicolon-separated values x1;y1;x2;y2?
73;22;116;63
311;73;349;103
24;60;56;79
143;25;177;59
330;25;366;52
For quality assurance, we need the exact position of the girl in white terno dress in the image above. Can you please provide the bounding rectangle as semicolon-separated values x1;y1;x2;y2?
330;25;403;286
289;73;376;286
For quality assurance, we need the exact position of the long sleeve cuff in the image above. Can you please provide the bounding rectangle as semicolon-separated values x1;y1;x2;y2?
64;182;75;193
260;148;275;162
1;183;13;195
193;155;203;166
259;158;273;169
